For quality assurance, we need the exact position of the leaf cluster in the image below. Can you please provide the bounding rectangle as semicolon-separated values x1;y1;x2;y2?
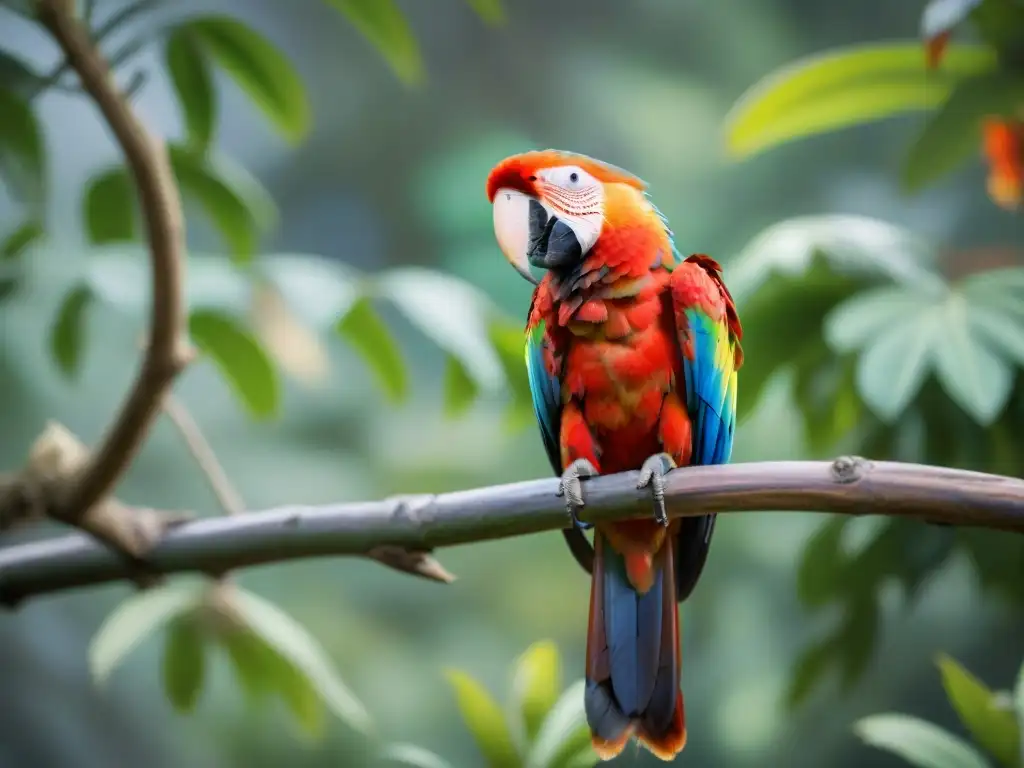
380;641;598;768
732;213;1024;706
723;0;1024;195
856;653;1024;768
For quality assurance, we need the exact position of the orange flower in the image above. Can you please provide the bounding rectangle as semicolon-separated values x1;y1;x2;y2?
983;118;1024;211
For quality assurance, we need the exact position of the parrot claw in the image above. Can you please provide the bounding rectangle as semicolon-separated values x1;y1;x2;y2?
637;452;677;527
557;458;598;530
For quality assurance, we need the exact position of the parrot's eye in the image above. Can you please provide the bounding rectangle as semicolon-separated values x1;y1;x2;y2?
569;172;579;183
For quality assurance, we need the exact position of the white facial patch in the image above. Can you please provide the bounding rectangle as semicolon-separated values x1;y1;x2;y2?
536;165;605;257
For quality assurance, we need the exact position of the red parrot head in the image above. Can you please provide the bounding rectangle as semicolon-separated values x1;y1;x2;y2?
486;149;647;284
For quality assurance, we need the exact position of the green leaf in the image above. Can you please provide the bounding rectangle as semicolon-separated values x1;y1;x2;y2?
261;254;360;329
855;714;993;768
512;641;562;746
902;72;1024;192
231;587;373;734
464;0;505;25
89;581;206;684
444;354;479;417
83;168;136;244
936;654;1021;768
445;669;520;768
0;49;46;97
377;267;504;391
1;219;43;260
165;27;216;151
189;308;280;418
856;308;939;422
488;319;533;427
796;517;849;608
379;744;457;768
169;145;264;263
723;42;996;159
932;293;1013;425
184;16;309;142
221;624;281;702
336;296;408;402
49;283;94;378
824;286;935;353
324;0;424;85
527;679;595;768
0;84;44;207
787;636;839;708
162;615;206;713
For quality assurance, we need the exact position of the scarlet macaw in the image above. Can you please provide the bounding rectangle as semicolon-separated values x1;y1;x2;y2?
486;150;744;761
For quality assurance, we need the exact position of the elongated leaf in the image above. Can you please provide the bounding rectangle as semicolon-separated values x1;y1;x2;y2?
0;85;44;207
445;669;520;768
902;72;1024;192
932;294;1013;425
378;267;504;391
724;42;996;159
855;714;993;768
443;354;479;416
83;168;136;244
169;145;263;263
222;624;281;702
189;308;280;418
796;517;848;608
512;641;562;745
262;254;360;329
856;309;939;422
527;679;594;768
0;50;46;97
185;16;309;142
488;319;533;426
162;615;206;713
49;283;94;378
380;744;457;768
89;582;206;684
464;0;505;25
968;307;1024;369
231;587;372;734
1;219;43;260
936;654;1021;768
324;0;424;85
166;27;216;151
336;296;407;402
825;286;934;353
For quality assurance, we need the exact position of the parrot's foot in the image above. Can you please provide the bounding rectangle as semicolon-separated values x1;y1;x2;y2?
637;452;677;527
556;459;599;530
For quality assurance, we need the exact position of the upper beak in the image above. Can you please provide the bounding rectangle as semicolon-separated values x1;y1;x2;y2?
492;187;539;284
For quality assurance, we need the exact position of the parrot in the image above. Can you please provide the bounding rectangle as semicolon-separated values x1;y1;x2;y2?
486;149;744;761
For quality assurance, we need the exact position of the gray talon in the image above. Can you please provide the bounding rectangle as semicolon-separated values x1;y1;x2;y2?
558;458;598;528
637;453;677;527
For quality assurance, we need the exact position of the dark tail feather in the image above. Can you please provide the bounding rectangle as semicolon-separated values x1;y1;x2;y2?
584;531;687;761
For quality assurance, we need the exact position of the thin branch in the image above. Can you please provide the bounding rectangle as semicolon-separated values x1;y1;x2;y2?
163;395;245;517
35;0;191;548
0;456;1022;607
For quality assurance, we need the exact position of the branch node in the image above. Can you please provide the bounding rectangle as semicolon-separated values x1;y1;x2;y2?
387;494;436;530
831;455;871;485
367;546;455;584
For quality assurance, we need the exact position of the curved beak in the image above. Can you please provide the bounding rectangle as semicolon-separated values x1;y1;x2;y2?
492;187;539;285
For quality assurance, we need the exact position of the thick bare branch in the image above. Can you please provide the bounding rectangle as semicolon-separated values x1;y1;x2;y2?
35;0;191;543
0;457;1022;607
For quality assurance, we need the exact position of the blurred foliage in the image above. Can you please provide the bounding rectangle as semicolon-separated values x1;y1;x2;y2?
730;211;1024;705
380;641;598;768
855;652;1024;768
724;0;1024;209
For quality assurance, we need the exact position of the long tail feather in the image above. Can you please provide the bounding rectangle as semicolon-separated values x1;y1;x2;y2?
584;530;686;761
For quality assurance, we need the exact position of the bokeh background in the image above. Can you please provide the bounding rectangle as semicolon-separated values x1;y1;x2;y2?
1;0;1022;766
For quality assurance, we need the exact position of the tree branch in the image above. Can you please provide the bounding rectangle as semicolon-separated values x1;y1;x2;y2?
0;456;1021;607
32;0;191;550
